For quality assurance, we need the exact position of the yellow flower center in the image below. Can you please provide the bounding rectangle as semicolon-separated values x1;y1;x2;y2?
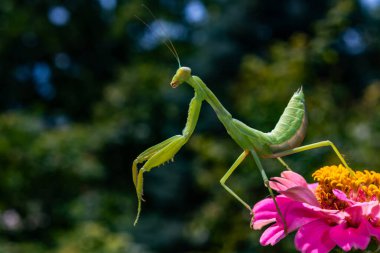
312;164;380;209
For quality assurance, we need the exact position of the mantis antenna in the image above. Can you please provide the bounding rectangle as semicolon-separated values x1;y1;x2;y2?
135;4;182;67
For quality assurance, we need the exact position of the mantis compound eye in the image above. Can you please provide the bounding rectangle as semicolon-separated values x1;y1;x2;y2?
170;67;191;88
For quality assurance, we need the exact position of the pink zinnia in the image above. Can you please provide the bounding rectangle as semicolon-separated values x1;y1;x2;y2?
252;165;380;253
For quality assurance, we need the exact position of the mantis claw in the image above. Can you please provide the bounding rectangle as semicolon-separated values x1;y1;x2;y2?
132;135;180;187
132;135;187;225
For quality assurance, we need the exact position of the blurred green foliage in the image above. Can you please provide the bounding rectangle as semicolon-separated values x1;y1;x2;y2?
1;0;380;252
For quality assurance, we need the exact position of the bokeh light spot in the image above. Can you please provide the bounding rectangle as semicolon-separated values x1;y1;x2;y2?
33;62;55;100
342;28;366;55
48;6;70;26
361;0;380;10
185;0;208;24
139;20;187;50
98;0;117;10
1;209;22;231
360;0;380;18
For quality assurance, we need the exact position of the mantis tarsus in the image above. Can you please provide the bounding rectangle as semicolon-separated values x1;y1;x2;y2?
132;16;350;227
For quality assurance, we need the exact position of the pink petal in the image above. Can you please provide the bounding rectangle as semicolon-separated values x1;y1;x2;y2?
333;189;356;206
269;177;299;191
269;178;294;191
364;202;380;240
253;217;276;230
295;220;336;253
269;171;308;192
280;186;320;207
366;201;380;218
284;203;320;230
281;171;308;187
252;197;293;229
253;197;277;213
347;206;365;225
307;182;318;194
330;217;370;251
259;223;286;246
253;195;328;233
367;223;380;241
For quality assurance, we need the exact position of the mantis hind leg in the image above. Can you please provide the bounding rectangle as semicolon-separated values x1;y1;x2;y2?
272;140;353;173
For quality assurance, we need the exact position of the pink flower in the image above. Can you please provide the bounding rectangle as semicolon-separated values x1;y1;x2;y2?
251;165;380;253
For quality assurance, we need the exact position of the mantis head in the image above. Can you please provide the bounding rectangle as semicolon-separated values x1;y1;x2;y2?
170;67;191;88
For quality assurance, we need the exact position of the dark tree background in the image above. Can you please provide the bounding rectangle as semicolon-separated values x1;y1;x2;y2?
0;0;380;252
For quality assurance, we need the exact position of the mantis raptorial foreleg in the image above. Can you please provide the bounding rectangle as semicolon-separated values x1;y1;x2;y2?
132;135;184;188
133;94;203;225
134;135;186;224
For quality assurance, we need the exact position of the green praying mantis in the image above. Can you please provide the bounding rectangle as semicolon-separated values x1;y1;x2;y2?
131;18;350;227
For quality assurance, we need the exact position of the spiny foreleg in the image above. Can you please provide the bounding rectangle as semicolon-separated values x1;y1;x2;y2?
134;135;186;225
132;94;203;225
132;135;181;188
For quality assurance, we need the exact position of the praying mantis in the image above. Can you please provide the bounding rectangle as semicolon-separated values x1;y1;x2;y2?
132;65;350;226
132;17;350;227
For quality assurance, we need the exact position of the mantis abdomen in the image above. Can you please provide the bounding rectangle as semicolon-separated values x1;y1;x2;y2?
265;88;307;155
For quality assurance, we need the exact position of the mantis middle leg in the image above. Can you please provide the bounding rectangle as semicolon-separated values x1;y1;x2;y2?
219;149;288;232
220;150;251;210
250;149;288;233
276;157;292;171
